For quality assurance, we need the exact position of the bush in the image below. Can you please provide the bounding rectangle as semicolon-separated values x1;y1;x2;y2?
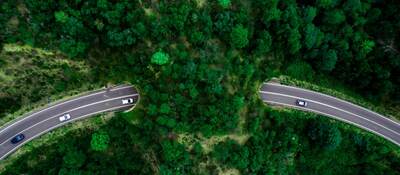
286;61;315;81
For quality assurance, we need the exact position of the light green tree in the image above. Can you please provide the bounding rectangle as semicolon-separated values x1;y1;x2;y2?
151;51;170;65
263;8;282;24
218;0;231;9
360;40;375;56
160;103;171;114
304;6;317;23
230;25;249;48
55;11;68;23
90;131;110;151
189;87;199;98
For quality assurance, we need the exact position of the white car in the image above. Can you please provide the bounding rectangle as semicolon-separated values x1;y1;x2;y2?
296;99;308;107
59;114;71;122
122;98;135;105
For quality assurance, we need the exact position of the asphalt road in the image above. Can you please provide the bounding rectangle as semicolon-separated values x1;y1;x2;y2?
0;85;139;160
260;82;400;146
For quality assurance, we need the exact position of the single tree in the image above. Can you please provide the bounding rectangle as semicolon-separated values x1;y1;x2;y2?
63;149;86;168
90;131;110;151
230;25;249;48
324;10;346;25
255;30;272;54
160;103;171;114
316;0;335;9
151;51;170;65
218;0;231;9
308;121;342;150
360;40;375;56
304;6;317;23
288;28;301;54
55;11;68;23
320;49;338;72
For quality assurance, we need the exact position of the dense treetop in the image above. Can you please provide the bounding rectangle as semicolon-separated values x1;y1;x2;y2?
0;0;399;174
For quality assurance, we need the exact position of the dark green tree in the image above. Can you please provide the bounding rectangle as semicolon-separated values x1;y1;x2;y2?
308;121;342;150
255;30;272;54
316;0;336;9
324;10;346;25
320;49;338;71
63;149;86;168
288;28;301;54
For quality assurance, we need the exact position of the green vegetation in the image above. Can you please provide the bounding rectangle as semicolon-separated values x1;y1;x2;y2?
0;44;96;119
90;130;110;151
151;51;170;65
230;25;249;48
218;0;231;9
0;0;400;174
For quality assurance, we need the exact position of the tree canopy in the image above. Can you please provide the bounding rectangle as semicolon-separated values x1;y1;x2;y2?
1;0;400;174
151;51;170;65
230;25;249;48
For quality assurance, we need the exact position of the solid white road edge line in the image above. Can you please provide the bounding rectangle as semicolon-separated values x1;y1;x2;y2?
264;82;400;127
260;91;400;137
0;104;136;160
0;85;134;134
263;100;400;147
0;94;138;146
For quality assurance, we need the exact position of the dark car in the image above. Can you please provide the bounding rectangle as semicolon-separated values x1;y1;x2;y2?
11;134;25;144
296;99;308;107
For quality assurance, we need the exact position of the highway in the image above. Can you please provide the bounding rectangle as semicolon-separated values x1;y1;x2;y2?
260;82;400;146
0;85;139;160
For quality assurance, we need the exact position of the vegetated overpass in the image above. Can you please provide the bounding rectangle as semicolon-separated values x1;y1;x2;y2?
1;82;399;161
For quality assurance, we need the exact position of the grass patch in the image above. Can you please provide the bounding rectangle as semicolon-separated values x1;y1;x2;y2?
0;84;103;127
0;44;97;118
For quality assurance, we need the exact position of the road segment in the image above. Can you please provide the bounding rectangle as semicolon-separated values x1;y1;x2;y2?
260;82;400;146
0;85;139;160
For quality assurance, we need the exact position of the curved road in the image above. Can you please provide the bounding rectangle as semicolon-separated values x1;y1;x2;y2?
260;82;400;146
0;85;139;160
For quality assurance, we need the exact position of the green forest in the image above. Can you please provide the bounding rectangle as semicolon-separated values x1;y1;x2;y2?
0;0;399;174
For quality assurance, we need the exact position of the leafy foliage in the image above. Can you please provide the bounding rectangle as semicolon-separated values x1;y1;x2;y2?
230;25;249;48
90;131;110;151
151;51;170;65
0;45;93;118
218;0;231;9
1;0;400;174
286;61;315;81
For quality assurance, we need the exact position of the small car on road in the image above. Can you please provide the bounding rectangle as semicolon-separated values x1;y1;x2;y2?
296;99;308;107
59;113;71;122
11;134;25;144
122;98;135;105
